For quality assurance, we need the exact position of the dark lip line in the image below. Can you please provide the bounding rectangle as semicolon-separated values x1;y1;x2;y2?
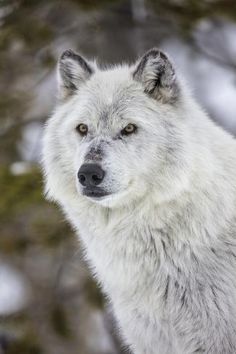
82;188;110;199
83;194;110;200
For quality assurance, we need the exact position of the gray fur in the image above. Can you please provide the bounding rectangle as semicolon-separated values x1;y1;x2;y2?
84;144;104;162
42;48;236;354
133;48;179;103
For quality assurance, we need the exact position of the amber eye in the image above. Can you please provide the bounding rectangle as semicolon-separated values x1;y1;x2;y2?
121;123;137;136
76;124;88;136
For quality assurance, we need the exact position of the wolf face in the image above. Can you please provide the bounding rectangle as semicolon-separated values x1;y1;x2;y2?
43;49;193;209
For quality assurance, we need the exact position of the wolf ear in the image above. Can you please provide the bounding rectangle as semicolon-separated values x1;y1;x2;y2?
133;48;179;103
58;49;94;100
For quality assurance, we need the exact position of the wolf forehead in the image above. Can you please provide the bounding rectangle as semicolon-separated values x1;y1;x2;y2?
72;68;146;121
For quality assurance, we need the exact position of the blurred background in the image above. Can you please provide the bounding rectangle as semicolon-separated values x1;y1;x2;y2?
0;0;236;353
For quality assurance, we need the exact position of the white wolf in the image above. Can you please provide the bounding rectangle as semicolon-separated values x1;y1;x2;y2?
42;48;236;354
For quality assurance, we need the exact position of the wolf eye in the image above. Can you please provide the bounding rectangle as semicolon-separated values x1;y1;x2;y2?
76;123;88;136
121;124;137;136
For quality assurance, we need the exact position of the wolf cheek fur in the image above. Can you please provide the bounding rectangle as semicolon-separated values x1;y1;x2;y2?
42;48;236;353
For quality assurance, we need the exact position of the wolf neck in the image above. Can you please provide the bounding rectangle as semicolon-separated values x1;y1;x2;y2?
68;166;233;245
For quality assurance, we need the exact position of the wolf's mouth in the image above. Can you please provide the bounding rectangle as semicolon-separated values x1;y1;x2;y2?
82;187;109;199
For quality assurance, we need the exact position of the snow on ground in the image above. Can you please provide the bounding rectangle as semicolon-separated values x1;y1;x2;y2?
0;262;30;315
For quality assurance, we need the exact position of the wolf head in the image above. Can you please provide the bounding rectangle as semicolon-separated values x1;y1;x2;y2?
43;48;194;209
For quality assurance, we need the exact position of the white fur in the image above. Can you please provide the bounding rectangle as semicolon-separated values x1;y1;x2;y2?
42;50;236;353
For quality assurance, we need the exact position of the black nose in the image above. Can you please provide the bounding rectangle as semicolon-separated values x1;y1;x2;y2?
78;164;105;187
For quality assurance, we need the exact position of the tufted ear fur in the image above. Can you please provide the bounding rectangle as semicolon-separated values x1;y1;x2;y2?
58;49;94;100
133;48;179;103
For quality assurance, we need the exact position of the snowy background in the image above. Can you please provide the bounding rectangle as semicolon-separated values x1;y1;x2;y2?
0;1;236;353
